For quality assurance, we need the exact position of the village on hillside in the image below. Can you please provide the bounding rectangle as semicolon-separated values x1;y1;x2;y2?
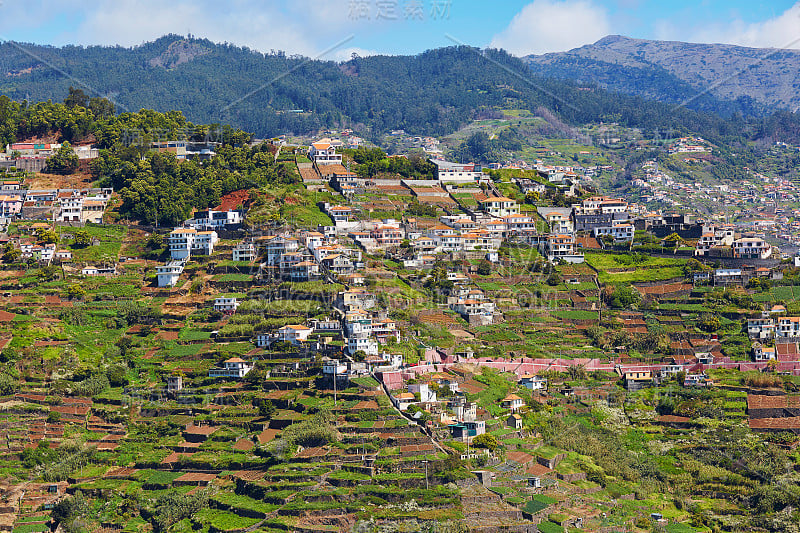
2;123;800;533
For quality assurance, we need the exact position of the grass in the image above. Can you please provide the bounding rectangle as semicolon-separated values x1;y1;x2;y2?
536;522;564;533
13;525;49;533
194;509;261;531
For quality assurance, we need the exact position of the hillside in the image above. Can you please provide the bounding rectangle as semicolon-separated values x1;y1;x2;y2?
0;35;776;140
526;35;800;115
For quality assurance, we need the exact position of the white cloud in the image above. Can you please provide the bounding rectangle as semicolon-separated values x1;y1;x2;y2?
661;2;800;49
489;0;612;56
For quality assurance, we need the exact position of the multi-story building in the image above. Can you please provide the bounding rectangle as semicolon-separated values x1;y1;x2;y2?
308;139;342;166
167;228;218;260
157;260;185;287
185;210;242;230
214;297;240;313
593;221;635;243
540;234;584;263
747;318;775;340
732;237;772;259
262;235;300;265
776;317;800;338
0;194;22;217
232;242;256;262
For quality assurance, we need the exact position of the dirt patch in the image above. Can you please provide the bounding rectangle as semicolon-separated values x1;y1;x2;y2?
156;330;180;341
214;189;252;211
27;166;94;189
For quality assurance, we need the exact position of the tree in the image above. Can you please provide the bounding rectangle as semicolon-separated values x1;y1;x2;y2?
256;399;276;419
697;313;720;333
472;433;500;452
106;364;129;387
146;233;164;249
64;86;89;108
66;283;86;300
72;229;91;247
38;265;60;281
2;244;20;263
35;227;59;244
47;141;79;174
603;285;641;309
477;260;492;276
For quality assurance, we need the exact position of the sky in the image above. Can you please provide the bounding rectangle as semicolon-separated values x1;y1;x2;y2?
1;0;799;60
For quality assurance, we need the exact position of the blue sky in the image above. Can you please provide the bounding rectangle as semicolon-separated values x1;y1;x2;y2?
1;1;799;59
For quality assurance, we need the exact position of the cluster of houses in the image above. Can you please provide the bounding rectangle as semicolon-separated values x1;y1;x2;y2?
384;369;549;442
156;210;244;287
0;142;98;172
0;187;112;225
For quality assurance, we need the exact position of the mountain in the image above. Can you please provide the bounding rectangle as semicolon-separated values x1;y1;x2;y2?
0;35;753;140
525;35;800;116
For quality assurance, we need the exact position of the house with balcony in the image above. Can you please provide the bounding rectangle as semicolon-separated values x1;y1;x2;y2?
593;221;635;243
185;210;242;230
752;342;776;361
537;207;573;233
501;394;524;412
448;420;486;442
747;318;775;340
308;139;343;166
0;194;22;218
289;260;320;281
732;237;772;259
518;374;547;391
261;235;300;265
776;317;800;339
232;242;256;262
320;253;354;275
540;233;584;264
167;228;218;260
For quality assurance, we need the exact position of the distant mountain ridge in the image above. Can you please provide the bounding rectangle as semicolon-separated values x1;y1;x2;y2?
525;35;800;115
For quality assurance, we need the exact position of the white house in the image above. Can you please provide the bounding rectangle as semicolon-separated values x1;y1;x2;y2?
752;343;776;362
186;210;242;230
776;317;800;338
209;357;253;379
732;237;772;259
232;242;256;262
214;297;239;313
593;222;635;243
408;383;437;403
480;196;519;218
308;139;342;166
167;228;218;260
157;260;185;287
431;159;483;183
501;394;524;413
277;324;313;344
747;318;775;340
